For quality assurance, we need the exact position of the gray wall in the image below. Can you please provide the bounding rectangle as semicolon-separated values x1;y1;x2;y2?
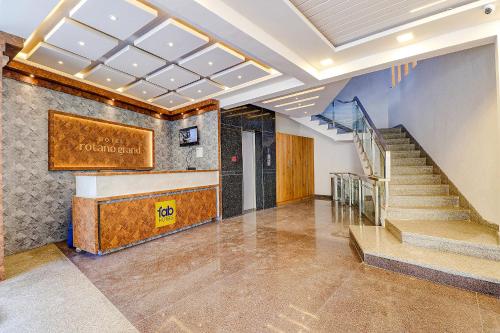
336;68;391;128
2;78;218;254
389;44;500;226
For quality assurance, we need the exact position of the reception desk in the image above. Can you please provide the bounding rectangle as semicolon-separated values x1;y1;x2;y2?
72;170;219;254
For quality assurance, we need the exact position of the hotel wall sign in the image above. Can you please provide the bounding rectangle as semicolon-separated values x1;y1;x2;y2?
48;110;154;170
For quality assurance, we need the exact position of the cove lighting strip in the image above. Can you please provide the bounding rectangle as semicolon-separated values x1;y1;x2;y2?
262;86;325;104
285;103;316;111
410;0;447;13
275;96;319;108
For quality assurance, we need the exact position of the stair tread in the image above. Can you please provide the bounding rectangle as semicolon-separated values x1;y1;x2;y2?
350;225;500;284
388;220;500;248
389;206;468;211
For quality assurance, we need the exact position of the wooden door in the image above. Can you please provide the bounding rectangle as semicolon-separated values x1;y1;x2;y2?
276;132;314;204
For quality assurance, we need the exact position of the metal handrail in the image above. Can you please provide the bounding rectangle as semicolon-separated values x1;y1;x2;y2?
336;97;388;154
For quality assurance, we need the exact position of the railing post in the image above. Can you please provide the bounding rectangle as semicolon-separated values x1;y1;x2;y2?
374;183;380;226
358;179;363;216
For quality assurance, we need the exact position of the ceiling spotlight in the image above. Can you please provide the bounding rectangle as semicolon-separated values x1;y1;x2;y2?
237;75;242;79
57;60;64;65
397;32;414;43
285;103;316;111
78;41;85;46
320;58;334;66
168;42;174;47
208;61;213;66
170;78;175;82
197;89;202;93
111;98;115;101
169;100;173;104
142;90;147;94
29;74;35;78
109;14;117;21
106;78;111;82
298;103;302;106
132;63;138;67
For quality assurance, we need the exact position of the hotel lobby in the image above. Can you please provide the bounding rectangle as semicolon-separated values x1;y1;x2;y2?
1;0;500;332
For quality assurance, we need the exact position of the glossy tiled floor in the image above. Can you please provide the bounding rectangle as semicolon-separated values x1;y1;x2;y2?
59;199;500;333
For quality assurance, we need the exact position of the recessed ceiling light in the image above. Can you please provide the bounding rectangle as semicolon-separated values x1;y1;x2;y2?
57;60;64;65
106;78;111;82
197;89;202;93
397;32;414;43
78;41;85;46
132;63;138;67
142;90;147;94
169;100;173;104
29;74;35;78
262;86;325;104
109;14;117;21
168;42;174;47
298;103;302;106
410;0;447;13
320;58;334;66
275;96;320;108
304;111;308;114
285;103;316;111
237;75;242;79
111;98;115;101
208;61;213;66
170;78;175;82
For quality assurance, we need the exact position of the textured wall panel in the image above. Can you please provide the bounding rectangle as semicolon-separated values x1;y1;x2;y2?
1;78;218;254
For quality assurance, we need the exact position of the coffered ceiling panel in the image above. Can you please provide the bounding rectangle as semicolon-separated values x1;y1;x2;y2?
177;79;224;100
44;18;119;60
152;92;192;108
69;0;158;40
146;64;200;90
134;18;209;61
290;0;473;45
105;45;166;77
83;64;136;90
211;61;271;88
27;42;91;75
178;43;245;77
122;80;167;100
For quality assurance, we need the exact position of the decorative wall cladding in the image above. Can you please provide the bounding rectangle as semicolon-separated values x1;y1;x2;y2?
220;106;276;219
1;78;218;254
167;111;218;171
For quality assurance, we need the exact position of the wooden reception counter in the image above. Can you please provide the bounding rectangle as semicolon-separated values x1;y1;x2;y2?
72;170;219;254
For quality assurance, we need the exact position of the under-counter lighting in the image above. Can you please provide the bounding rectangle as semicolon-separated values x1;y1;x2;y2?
410;0;447;13
275;96;320;108
285;103;315;111
262;86;325;104
397;32;414;43
320;58;334;66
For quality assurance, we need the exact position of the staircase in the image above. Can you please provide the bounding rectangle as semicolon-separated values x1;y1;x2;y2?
350;126;500;296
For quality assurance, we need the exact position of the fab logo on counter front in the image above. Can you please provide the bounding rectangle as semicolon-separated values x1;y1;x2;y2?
155;200;176;228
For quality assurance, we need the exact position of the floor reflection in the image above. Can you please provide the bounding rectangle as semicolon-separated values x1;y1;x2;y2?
58;199;498;333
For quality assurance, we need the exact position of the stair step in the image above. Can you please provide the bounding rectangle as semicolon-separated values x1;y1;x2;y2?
350;225;500;296
391;151;421;158
391;157;426;166
381;132;407;139
389;195;459;207
391;184;449;195
392;166;433;175
386;206;470;220
379;128;402;134
387;143;416;151
384;138;411;145
386;220;500;261
391;174;441;185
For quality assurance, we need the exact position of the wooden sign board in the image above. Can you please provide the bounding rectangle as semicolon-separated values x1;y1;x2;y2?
48;110;154;170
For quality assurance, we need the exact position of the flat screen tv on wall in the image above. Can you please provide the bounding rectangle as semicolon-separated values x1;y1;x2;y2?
179;126;199;146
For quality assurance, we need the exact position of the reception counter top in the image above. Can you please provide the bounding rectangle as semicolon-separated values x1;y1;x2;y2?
75;169;219;199
72;170;220;255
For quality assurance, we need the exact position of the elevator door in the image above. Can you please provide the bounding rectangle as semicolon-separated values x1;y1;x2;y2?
242;131;256;211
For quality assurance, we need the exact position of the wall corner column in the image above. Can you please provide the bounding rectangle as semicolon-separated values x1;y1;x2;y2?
0;42;6;281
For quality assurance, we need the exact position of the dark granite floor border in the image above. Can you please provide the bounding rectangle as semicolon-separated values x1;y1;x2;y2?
350;231;500;297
